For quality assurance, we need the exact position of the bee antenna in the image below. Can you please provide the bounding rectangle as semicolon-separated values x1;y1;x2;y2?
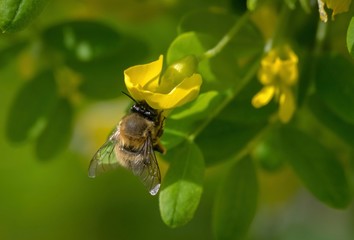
121;91;138;103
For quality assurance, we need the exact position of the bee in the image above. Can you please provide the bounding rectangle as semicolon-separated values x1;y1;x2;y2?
88;97;165;195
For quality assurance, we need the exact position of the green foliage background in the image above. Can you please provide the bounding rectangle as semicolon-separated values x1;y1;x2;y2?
1;0;354;239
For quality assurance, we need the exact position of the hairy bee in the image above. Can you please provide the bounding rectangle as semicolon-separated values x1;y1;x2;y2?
88;100;165;195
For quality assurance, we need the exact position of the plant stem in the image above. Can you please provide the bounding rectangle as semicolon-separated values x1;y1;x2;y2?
189;60;260;141
314;19;327;56
200;11;251;60
268;3;291;50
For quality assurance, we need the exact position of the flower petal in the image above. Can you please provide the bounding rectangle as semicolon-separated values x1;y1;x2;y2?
142;74;202;109
279;47;299;86
278;87;296;123
252;86;275;108
258;45;299;86
124;55;163;100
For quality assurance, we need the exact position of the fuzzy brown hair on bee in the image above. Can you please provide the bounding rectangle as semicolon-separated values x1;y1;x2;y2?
88;99;165;196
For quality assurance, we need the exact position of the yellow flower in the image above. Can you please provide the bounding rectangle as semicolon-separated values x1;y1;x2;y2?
252;45;298;123
124;55;202;110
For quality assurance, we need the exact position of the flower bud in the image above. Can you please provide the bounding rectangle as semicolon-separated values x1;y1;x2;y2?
161;55;199;87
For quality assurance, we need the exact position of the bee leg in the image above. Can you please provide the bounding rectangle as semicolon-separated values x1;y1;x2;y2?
154;141;166;154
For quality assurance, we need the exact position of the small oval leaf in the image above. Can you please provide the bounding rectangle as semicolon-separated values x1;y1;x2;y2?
213;156;258;240
159;141;205;228
347;17;354;57
6;70;57;143
35;98;73;160
280;126;352;208
0;0;49;32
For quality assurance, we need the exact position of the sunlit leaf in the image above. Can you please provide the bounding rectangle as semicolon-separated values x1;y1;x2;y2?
280;126;352;208
6;70;57;143
167;31;263;91
159;141;204;228
35;98;73;160
213;156;258;240
167;32;218;89
315;54;354;124
247;0;259;11
0;0;49;32
347;17;354;57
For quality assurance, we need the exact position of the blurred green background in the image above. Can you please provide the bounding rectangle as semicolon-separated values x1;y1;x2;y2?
1;0;354;239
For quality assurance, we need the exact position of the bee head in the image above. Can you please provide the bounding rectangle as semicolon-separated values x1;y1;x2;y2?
122;92;160;122
131;102;158;122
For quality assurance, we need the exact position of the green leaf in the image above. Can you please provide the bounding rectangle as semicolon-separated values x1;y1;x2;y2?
315;54;354;124
42;20;148;99
217;78;277;124
42;20;148;64
76;57;127;99
159;141;204;228
169;91;221;120
178;9;264;58
196;118;266;166
252;128;285;172
347;17;354;57
167;32;219;89
179;9;238;39
247;0;259;11
35;98;73;160
167;30;263;91
0;40;28;68
285;0;297;9
309;95;354;147
280;126;352;208
299;0;312;13
162;91;225;150
42;20;122;62
213;156;258;240
5;70;57;143
0;0;49;32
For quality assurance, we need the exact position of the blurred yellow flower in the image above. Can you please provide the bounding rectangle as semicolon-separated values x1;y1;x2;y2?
252;45;298;123
124;55;202;110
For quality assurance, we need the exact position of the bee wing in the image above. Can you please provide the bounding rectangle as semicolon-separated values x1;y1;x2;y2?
88;128;120;178
131;134;161;195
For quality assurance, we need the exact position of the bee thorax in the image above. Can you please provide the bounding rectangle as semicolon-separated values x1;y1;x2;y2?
120;113;153;138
